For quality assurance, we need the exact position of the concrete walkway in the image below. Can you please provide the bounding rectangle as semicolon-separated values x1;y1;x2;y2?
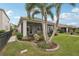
8;35;17;43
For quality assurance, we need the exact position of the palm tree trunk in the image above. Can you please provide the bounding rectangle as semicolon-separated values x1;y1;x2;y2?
48;24;56;43
42;8;49;44
48;24;58;43
49;8;60;43
42;21;48;42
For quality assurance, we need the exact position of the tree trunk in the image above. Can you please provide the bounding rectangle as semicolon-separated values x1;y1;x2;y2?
49;24;58;43
49;8;60;44
42;21;48;43
42;8;49;44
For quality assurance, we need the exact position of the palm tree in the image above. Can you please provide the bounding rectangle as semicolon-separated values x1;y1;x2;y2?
49;3;75;43
25;3;75;45
25;3;36;19
25;3;54;44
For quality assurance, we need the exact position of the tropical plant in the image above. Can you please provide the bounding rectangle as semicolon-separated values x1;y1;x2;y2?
49;3;75;43
25;3;54;44
25;3;75;45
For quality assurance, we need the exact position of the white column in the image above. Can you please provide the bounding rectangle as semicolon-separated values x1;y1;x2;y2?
66;27;69;33
23;19;27;38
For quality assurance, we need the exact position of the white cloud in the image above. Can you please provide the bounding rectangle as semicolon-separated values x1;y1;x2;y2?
67;22;77;25
6;10;13;16
59;8;79;20
72;8;79;13
67;22;79;27
60;13;74;19
13;16;20;25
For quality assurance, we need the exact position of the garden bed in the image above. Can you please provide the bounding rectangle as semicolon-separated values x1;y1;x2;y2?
45;43;59;52
36;41;59;52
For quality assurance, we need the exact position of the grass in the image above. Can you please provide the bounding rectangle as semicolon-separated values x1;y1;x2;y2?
1;34;79;56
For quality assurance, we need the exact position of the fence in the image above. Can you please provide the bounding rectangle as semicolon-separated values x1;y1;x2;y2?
0;31;12;51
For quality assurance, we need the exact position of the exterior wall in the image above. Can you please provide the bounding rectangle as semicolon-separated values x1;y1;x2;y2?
27;22;42;36
0;9;10;31
2;11;10;31
18;24;21;33
18;19;53;38
0;10;2;30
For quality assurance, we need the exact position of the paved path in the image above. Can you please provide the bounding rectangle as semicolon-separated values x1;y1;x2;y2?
8;35;17;43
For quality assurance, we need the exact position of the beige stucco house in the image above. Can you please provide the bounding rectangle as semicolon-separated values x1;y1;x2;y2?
0;9;10;31
17;17;54;38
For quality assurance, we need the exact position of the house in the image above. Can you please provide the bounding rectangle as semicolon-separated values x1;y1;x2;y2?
17;17;54;38
58;24;78;33
17;16;78;39
0;9;10;31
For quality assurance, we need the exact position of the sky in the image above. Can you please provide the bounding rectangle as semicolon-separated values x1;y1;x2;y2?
0;3;26;25
0;3;79;27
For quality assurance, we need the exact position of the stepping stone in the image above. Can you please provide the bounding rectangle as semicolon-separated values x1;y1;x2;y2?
20;49;28;54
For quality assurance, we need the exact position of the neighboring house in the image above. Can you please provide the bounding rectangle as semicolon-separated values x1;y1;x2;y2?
17;16;78;38
58;24;78;33
0;9;10;31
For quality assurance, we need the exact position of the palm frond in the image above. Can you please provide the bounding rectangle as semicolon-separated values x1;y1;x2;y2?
46;3;54;11
47;10;54;20
25;3;37;19
32;10;41;19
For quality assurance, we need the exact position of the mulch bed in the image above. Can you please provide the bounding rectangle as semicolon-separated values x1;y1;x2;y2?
48;42;58;49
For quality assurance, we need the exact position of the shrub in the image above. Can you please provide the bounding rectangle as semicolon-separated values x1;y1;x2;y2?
16;32;23;40
33;34;40;41
37;31;44;41
37;41;50;49
0;30;5;34
75;29;79;34
33;32;44;42
70;30;74;35
58;29;65;33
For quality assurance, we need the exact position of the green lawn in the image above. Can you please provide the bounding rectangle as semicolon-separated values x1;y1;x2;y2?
1;34;79;56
